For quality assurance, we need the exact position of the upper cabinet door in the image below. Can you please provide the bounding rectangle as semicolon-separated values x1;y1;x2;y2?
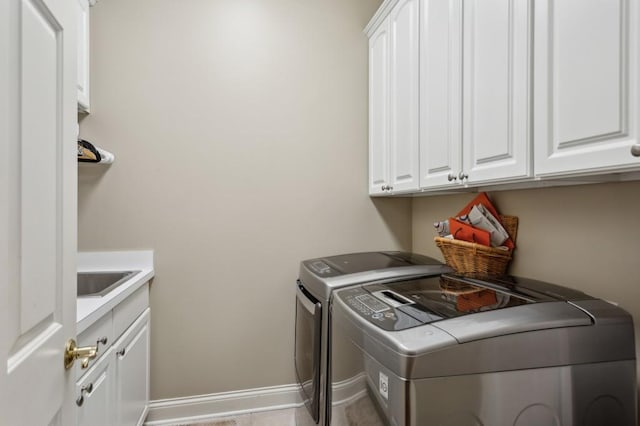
76;0;90;112
534;0;640;176
368;18;390;195
462;0;533;183
419;0;463;189
388;0;420;193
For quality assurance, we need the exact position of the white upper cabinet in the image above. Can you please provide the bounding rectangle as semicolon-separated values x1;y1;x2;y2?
419;0;532;190
419;0;463;188
368;0;420;195
534;0;640;176
368;0;640;196
388;0;421;193
368;19;391;195
77;0;95;112
462;0;532;183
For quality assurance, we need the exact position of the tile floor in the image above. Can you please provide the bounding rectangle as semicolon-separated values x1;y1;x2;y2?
179;407;296;426
177;393;383;426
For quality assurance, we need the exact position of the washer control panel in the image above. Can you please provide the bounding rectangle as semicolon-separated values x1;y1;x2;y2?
355;294;390;313
337;287;422;331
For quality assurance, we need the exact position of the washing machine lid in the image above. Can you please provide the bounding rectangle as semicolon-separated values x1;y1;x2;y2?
305;251;443;277
342;274;593;338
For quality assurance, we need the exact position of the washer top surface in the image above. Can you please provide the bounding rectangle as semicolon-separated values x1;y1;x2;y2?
299;251;452;301
332;274;635;377
306;251;443;277
336;273;596;332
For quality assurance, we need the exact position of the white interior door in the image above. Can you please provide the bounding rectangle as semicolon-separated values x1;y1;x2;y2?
1;0;77;424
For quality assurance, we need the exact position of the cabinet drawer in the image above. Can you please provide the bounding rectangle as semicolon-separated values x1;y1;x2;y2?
76;347;115;426
76;311;113;379
113;282;149;340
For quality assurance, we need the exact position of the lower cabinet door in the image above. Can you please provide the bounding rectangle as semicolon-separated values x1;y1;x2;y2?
114;308;150;426
77;348;115;426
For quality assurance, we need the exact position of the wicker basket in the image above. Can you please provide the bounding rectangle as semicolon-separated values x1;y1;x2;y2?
434;215;518;275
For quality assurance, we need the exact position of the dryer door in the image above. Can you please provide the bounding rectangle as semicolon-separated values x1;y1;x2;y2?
295;280;322;423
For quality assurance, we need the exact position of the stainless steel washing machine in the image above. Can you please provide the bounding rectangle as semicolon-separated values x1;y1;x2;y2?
294;252;452;425
331;273;637;425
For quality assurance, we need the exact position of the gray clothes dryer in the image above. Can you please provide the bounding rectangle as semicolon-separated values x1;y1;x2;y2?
294;252;452;426
331;273;637;426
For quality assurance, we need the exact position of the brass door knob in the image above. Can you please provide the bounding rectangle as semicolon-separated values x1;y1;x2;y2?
64;339;98;370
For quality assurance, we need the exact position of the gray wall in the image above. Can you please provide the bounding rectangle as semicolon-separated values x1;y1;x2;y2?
412;181;640;389
78;0;406;399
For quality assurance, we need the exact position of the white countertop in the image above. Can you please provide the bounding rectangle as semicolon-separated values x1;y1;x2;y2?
77;250;154;334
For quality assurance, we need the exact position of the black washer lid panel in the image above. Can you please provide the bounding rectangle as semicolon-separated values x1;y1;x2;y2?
452;274;595;302
369;276;535;325
348;275;594;337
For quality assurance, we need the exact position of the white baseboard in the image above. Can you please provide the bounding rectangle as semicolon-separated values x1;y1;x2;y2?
144;384;304;426
143;374;369;425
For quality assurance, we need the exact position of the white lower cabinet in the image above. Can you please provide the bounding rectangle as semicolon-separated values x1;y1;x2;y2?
114;309;151;426
76;283;150;426
76;349;115;426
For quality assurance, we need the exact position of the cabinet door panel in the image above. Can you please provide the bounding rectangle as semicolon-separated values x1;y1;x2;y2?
77;350;114;426
463;0;532;182
419;0;462;188
534;0;639;175
369;19;390;195
115;309;150;426
76;0;90;111
389;0;420;192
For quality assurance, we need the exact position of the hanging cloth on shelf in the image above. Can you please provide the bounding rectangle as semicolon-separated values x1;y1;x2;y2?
77;139;101;162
